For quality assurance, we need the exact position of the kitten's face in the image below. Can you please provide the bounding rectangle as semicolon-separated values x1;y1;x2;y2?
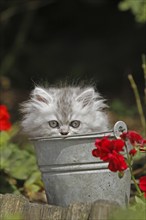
21;86;108;137
45;118;81;136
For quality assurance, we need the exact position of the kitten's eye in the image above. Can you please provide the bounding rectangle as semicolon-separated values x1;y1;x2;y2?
48;120;59;128
70;120;80;128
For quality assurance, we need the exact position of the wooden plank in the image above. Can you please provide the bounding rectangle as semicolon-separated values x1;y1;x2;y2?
0;194;118;220
0;194;28;219
24;203;66;220
66;203;91;220
89;200;119;220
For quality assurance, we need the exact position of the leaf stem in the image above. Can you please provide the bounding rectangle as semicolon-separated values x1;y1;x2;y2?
128;74;146;137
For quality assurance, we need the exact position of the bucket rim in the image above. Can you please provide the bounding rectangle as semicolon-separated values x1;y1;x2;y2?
30;130;114;141
29;121;128;141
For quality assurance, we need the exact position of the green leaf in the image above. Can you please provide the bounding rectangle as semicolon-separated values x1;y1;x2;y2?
135;196;146;205
6;151;38;180
0;132;10;146
0;144;14;169
24;171;42;187
25;184;41;193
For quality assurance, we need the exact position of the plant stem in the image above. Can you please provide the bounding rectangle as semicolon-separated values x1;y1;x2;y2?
142;54;146;103
129;162;142;196
125;141;143;197
142;54;146;86
128;74;146;137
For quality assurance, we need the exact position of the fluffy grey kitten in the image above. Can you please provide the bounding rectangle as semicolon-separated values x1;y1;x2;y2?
20;86;109;137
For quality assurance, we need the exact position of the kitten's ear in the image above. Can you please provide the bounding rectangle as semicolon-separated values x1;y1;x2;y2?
76;88;94;107
32;87;53;104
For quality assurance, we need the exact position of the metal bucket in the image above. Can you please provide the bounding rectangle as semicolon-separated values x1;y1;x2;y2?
31;121;131;207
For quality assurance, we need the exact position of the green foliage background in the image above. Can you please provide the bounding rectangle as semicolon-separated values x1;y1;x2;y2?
119;0;146;23
0;128;43;200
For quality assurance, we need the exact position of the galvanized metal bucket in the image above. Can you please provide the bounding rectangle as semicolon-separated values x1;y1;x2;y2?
31;121;131;207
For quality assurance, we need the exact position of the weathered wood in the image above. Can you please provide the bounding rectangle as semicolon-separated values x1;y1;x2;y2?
65;203;91;220
0;194;119;220
89;200;118;220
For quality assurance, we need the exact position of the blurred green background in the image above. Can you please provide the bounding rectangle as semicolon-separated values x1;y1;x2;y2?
0;0;146;203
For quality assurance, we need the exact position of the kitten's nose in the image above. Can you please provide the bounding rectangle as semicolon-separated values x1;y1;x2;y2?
60;126;69;136
60;131;69;135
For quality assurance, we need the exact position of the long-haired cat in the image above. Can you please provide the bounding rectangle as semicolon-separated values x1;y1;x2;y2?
20;85;109;137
